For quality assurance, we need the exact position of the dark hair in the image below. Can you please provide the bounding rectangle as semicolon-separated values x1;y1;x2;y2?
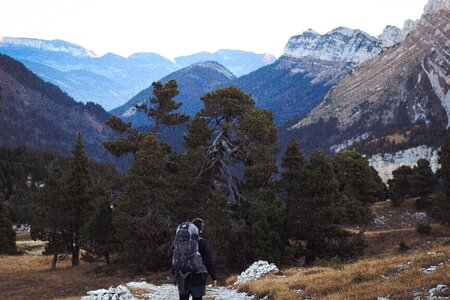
192;218;204;231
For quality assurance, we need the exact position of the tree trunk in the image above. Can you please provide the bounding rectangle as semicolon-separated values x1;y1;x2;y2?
71;229;80;266
104;252;110;265
51;252;58;271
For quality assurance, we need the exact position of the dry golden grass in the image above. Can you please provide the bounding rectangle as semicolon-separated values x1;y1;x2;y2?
235;199;450;300
237;244;450;299
0;232;137;300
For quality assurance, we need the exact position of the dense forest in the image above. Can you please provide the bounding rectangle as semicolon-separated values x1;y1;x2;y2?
0;80;449;275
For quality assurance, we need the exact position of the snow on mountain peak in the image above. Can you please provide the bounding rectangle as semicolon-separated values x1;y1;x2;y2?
0;37;95;57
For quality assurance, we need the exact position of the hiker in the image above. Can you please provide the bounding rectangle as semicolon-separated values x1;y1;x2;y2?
173;218;217;300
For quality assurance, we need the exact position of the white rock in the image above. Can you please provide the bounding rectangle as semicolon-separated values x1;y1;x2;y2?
368;145;440;182
234;260;279;285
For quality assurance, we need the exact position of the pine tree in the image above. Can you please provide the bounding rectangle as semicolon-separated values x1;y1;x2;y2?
0;192;16;254
332;150;385;204
332;150;384;223
202;189;230;269
198;86;257;203
247;192;285;264
102;116;141;157
388;165;413;207
281;139;306;236
410;159;436;198
135;80;189;134
67;133;93;266
172;114;213;221
435;136;450;224
103;80;189;157
81;184;118;265
302;150;340;264
113;133;172;272
31;159;68;270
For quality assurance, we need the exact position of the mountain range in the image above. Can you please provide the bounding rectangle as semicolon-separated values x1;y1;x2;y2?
0;39;274;111
115;19;415;126
0;0;448;176
287;0;450;156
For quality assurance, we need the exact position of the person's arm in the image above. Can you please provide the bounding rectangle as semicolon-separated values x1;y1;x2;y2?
199;238;217;281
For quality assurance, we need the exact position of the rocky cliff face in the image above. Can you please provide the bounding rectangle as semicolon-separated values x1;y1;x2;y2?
368;145;440;182
287;1;450;155
284;27;381;65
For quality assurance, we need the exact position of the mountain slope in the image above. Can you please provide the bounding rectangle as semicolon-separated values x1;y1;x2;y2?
234;27;388;125
288;2;450;155
111;61;236;127
0;54;116;162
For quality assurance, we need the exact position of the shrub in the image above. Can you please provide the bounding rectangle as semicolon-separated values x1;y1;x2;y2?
416;222;431;235
415;197;432;210
399;241;410;252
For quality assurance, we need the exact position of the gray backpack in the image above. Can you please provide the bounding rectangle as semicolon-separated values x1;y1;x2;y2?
172;222;207;274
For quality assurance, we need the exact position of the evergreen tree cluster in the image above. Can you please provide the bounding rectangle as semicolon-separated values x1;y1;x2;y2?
96;81;382;272
31;133;119;270
387;159;436;207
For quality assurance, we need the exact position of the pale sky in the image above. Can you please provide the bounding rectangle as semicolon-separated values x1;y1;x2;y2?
0;0;426;59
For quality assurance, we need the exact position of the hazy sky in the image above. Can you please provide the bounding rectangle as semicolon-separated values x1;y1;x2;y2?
0;0;426;59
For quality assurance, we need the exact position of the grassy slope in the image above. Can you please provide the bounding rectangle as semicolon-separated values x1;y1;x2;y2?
235;200;450;300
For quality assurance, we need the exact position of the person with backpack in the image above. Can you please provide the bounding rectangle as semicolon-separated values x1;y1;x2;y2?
172;218;217;300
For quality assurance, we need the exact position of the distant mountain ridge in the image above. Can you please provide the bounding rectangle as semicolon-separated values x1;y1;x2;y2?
0;38;274;110
174;49;275;77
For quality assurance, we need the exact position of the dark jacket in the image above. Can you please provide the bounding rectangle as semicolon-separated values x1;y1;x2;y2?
177;237;217;296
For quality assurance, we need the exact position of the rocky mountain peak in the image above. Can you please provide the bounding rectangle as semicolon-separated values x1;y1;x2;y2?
378;19;417;49
283;27;380;65
181;61;236;80
423;0;450;14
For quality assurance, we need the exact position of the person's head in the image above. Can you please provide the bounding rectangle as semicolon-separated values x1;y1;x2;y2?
192;218;204;233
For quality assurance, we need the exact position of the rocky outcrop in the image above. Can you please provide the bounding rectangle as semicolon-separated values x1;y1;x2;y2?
423;0;450;14
368;146;440;182
379;19;418;49
283;27;381;65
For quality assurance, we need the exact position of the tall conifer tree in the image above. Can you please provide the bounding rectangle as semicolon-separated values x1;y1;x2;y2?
0;192;16;254
67;133;92;266
31;159;68;270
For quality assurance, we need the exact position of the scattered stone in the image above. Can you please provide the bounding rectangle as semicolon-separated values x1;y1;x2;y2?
82;285;136;300
427;284;449;300
234;261;279;285
414;212;428;220
421;263;444;274
377;297;390;300
12;224;31;232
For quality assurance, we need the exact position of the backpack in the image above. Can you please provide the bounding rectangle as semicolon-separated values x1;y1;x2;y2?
172;221;207;274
